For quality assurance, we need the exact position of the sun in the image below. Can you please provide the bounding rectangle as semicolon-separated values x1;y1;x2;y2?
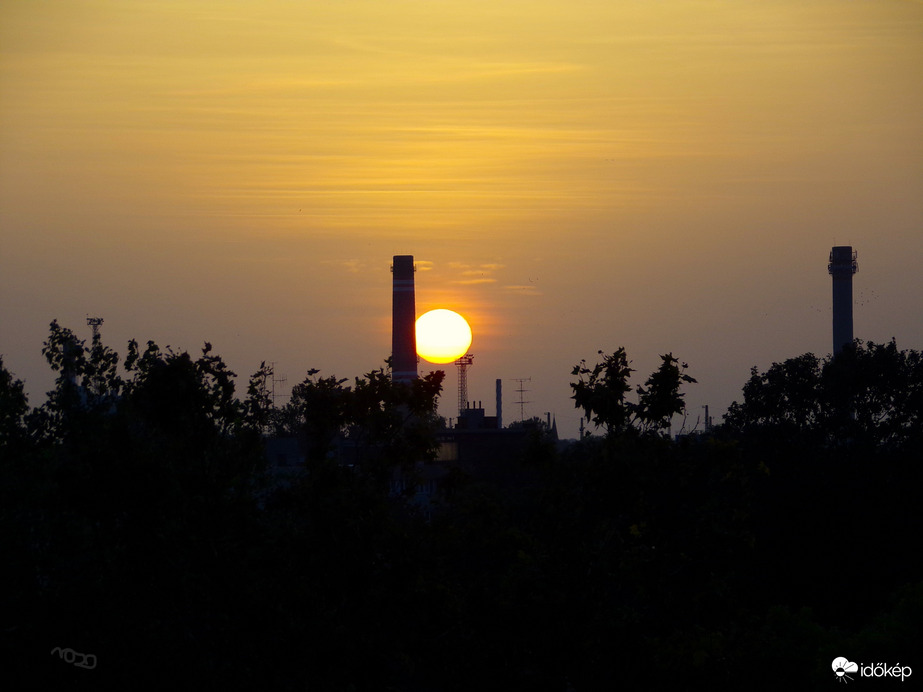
415;309;472;364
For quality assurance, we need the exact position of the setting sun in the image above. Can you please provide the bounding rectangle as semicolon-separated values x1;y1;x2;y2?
415;309;472;364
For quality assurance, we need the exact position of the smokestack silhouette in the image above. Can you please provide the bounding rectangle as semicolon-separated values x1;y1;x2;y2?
391;255;417;382
496;378;502;429
828;246;858;356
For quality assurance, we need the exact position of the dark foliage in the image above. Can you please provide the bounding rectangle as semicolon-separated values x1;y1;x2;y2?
724;339;923;451
2;328;920;689
571;349;696;437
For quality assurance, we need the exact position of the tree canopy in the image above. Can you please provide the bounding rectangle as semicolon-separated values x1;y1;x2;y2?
571;348;696;437
724;339;923;450
2;325;920;689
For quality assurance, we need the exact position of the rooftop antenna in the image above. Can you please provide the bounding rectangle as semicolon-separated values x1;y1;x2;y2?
455;354;474;417
86;316;103;341
269;362;288;407
512;377;531;422
84;316;105;394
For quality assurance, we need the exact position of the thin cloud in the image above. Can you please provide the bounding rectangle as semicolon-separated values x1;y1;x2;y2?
455;277;498;285
322;259;365;273
504;284;543;296
447;261;506;285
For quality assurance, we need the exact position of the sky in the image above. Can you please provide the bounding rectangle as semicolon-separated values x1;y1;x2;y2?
2;0;922;438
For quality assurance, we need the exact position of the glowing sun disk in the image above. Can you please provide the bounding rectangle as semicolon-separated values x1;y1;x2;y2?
415;309;472;364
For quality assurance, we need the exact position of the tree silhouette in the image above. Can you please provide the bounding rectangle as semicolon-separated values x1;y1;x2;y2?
0;356;28;450
4;325;921;689
571;348;634;435
724;339;923;450
721;338;923;646
276;365;445;478
634;353;697;434
571;348;696;437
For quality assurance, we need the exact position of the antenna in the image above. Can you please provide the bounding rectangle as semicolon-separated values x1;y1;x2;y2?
83;316;105;394
86;316;103;340
512;377;531;422
269;362;288;407
455;354;474;417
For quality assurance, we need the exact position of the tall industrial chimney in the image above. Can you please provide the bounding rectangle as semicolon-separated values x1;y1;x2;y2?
496;378;503;429
828;246;858;356
391;255;418;382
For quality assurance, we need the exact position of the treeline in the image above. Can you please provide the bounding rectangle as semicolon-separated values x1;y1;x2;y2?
1;323;921;689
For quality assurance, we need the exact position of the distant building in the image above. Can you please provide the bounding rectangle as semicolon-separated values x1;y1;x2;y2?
435;403;556;489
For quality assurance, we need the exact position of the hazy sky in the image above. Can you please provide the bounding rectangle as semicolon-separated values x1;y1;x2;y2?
2;0;922;437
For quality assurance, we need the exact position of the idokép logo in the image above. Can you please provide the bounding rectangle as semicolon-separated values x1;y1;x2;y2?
832;657;912;683
832;657;858;683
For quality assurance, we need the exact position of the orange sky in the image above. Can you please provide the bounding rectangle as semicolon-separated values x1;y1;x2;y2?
2;0;922;436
